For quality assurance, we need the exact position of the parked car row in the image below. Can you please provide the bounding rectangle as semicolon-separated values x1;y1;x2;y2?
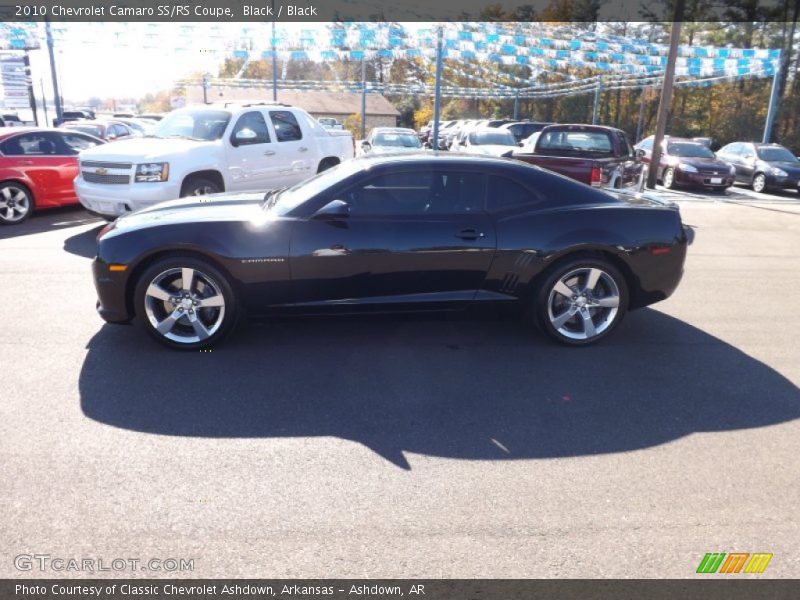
634;135;800;194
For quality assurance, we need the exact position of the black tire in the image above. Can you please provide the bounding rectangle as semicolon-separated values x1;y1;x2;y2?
133;256;239;350
317;158;339;173
0;181;33;225
662;167;677;189
533;257;629;346
180;176;222;197
752;172;767;193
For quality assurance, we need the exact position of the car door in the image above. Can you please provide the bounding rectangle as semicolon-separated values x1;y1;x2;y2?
225;110;281;192
719;143;743;182
288;167;497;308
268;110;314;186
0;132;73;207
55;131;104;202
738;143;757;181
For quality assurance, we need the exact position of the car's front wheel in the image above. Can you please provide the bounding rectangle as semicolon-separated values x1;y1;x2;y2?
134;256;238;350
662;167;677;189
752;172;767;193
0;182;33;225
180;176;221;197
535;258;629;346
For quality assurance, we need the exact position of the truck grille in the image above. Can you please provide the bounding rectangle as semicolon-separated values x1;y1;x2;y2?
80;160;133;170
82;172;130;184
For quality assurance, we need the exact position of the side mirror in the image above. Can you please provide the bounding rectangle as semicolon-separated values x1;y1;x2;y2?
233;128;257;146
635;148;646;159
743;154;755;161
517;141;524;147
360;141;372;153
313;199;350;219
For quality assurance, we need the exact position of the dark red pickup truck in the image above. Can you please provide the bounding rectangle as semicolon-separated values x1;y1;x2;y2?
512;124;644;190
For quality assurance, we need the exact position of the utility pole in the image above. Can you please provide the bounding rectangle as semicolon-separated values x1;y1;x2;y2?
40;79;49;127
646;0;685;190
45;18;63;124
636;87;647;143
431;26;444;150
592;79;602;124
271;4;277;102
762;61;781;143
360;59;367;140
23;51;38;126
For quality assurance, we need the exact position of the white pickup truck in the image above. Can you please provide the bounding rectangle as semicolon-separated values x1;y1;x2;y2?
75;103;354;218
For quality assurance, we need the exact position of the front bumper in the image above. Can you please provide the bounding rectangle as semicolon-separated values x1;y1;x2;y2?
76;177;182;217
675;170;734;188
92;258;133;323
765;174;800;190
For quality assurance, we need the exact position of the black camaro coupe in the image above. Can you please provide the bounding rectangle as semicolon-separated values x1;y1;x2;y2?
92;154;689;349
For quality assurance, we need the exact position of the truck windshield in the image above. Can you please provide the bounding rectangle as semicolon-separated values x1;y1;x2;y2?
152;109;231;141
537;130;613;154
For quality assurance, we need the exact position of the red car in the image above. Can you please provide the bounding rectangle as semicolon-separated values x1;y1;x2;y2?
0;128;104;225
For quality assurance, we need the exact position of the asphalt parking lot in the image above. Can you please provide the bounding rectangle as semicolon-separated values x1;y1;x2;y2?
1;184;799;578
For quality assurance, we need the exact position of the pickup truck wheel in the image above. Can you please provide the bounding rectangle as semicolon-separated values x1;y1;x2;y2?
0;182;33;225
181;177;221;197
134;256;238;350
662;167;676;189
534;258;628;346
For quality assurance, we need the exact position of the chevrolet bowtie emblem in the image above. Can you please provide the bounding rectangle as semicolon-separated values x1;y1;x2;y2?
95;168;108;175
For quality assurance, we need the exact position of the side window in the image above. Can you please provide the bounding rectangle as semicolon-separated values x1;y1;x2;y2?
231;111;271;146
486;176;537;212
425;171;486;214
640;138;653;151
342;171;434;216
270;111;303;142
617;131;634;157
0;133;50;156
60;133;103;154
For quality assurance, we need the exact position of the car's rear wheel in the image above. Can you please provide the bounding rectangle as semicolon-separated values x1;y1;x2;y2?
535;258;629;346
0;182;33;225
662;167;676;189
134;256;238;350
180;176;221;197
752;172;767;193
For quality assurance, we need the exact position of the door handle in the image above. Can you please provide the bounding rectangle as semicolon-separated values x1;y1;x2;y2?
264;150;275;156
298;146;308;152
19;160;34;165
455;228;484;240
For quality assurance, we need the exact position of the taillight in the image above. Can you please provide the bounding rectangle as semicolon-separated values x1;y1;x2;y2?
590;164;602;187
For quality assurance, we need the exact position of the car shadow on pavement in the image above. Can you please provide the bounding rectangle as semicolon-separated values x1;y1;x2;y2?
0;206;100;240
63;224;105;258
79;309;800;470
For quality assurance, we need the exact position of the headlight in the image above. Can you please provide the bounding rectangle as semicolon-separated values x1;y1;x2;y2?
769;166;788;177
134;162;169;182
678;163;698;173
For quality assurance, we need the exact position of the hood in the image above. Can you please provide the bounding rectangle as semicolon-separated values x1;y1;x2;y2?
466;145;516;157
671;156;730;170
79;136;217;162
103;192;268;236
763;160;800;174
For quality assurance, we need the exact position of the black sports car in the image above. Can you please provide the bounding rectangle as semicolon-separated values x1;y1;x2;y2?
92;154;689;349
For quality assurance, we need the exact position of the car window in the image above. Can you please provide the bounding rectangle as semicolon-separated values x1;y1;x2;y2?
756;145;798;163
666;142;714;158
270;110;303;142
639;138;653;151
59;132;103;154
487;175;538;212
616;131;634;157
231;111;271;145
0;133;54;156
538;130;613;154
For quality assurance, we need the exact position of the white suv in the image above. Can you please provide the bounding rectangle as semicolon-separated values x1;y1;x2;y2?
75;103;354;218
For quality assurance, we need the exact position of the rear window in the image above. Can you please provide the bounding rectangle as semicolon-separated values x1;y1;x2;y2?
537;130;613;154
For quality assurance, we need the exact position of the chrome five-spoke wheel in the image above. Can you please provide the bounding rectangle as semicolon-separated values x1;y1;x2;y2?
0;183;32;224
537;260;628;345
135;257;236;349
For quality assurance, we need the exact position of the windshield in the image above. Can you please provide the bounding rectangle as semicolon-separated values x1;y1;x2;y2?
470;131;517;146
372;132;421;148
152;109;231;141
66;124;104;137
666;142;714;158
268;160;363;216
757;146;798;163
